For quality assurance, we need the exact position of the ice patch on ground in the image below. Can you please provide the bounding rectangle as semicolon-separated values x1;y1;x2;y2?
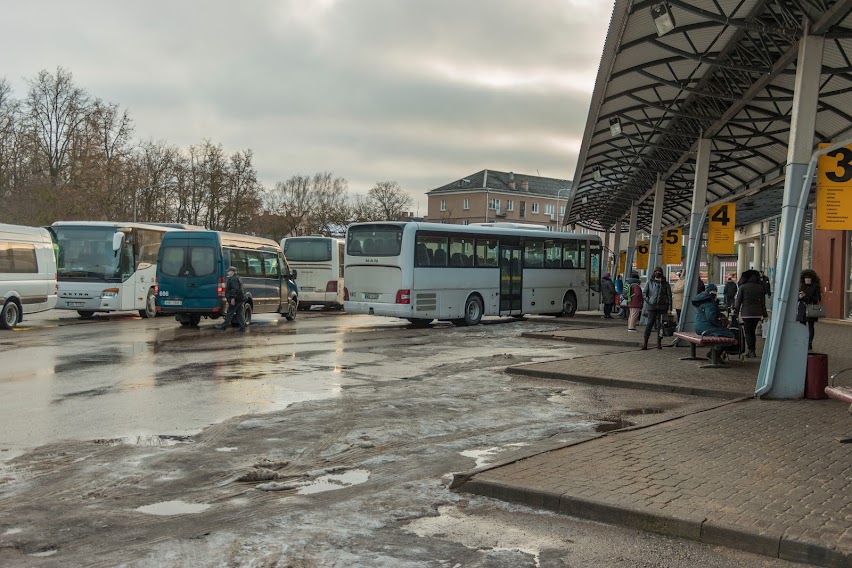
296;469;370;495
135;500;211;516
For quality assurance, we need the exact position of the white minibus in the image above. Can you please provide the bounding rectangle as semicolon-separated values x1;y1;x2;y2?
343;221;602;325
281;236;346;310
0;223;58;329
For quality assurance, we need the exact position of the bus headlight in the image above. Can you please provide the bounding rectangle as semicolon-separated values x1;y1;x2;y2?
101;288;120;299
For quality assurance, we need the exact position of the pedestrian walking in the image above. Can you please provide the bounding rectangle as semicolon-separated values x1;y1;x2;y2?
642;266;673;350
215;266;247;331
671;270;685;321
723;273;738;309
625;272;643;332
734;270;767;358
601;273;616;319
797;269;822;351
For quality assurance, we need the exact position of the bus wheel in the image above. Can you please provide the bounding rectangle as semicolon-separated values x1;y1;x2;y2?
285;299;297;321
459;295;483;326
1;300;19;330
77;310;95;319
242;303;253;326
139;288;156;318
559;292;577;317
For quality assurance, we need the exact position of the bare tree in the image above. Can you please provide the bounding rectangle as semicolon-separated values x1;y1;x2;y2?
368;180;412;220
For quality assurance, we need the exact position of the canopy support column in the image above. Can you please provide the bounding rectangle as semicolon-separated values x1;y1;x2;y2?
624;205;639;276
647;176;665;272
678;137;710;333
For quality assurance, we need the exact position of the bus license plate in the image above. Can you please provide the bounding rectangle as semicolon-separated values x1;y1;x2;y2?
163;300;183;306
364;293;379;300
67;301;84;308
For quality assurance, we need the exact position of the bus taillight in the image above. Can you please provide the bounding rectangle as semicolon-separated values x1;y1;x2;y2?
326;280;338;293
343;287;349;301
217;276;225;299
395;289;411;304
153;275;158;295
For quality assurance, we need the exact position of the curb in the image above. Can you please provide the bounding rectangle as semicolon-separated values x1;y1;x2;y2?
521;332;640;347
506;364;749;399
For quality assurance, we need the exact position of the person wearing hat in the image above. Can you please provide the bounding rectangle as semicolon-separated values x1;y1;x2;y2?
642;266;673;349
670;270;686;322
600;272;616;319
692;283;735;341
215;265;246;331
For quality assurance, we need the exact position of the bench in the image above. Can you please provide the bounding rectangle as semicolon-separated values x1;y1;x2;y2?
673;331;739;369
825;368;852;443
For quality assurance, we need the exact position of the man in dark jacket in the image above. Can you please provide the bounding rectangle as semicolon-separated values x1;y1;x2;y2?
601;272;616;319
642;267;672;350
759;271;771;298
723;274;738;309
735;270;767;357
215;266;246;331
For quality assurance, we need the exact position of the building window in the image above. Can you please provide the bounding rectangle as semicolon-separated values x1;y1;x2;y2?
506;200;514;212
488;198;501;210
560;205;566;217
463;220;469;225
531;202;540;214
519;201;526;218
544;204;554;215
463;198;469;210
440;199;447;211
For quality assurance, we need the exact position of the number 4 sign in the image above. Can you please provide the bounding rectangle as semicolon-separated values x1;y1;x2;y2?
708;203;736;255
817;143;852;230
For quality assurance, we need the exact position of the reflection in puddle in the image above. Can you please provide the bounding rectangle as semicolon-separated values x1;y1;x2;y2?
296;469;370;495
93;435;193;447
135;500;211;516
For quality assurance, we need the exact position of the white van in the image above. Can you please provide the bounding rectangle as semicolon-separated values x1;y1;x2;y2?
0;223;58;329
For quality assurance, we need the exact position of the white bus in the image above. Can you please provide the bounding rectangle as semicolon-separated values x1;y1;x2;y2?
0;223;58;329
343;221;602;325
281;236;346;310
50;221;194;319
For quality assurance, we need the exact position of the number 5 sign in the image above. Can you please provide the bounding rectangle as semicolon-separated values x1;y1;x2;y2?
662;228;682;265
817;143;852;230
708;203;736;255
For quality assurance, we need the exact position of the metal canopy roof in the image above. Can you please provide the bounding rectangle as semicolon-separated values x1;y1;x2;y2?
567;0;852;233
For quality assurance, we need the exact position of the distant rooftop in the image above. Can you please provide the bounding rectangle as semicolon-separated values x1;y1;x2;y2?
428;169;572;198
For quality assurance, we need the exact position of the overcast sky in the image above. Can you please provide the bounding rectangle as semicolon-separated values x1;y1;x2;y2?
1;0;612;214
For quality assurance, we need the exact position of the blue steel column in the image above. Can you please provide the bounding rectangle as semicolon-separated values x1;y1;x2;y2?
623;205;638;276
646;176;665;272
756;32;824;399
611;221;622;277
678;137;710;332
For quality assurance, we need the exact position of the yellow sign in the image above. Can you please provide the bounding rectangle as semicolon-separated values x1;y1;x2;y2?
635;240;650;270
617;251;626;276
817;143;852;230
662;228;682;265
707;203;735;255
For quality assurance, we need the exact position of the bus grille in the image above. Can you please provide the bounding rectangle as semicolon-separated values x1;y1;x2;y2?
415;293;437;311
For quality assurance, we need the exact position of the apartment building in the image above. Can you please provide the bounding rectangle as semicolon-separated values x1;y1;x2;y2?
425;170;572;229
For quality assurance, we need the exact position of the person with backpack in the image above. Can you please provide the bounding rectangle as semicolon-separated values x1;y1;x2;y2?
625;272;643;332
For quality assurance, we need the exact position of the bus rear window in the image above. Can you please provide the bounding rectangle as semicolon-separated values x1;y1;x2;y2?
283;239;332;262
160;246;216;277
347;226;403;256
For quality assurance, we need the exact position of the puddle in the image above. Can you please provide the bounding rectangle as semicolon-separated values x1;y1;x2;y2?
215;447;238;452
593;408;664;432
619;407;665;416
296;469;370;495
460;443;529;469
594;419;634;432
135;500;211;516
92;435;194;447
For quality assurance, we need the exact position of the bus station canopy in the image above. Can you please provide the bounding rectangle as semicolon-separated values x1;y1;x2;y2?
566;0;852;233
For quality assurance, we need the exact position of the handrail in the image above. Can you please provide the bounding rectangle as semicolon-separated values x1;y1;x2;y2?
829;367;852;387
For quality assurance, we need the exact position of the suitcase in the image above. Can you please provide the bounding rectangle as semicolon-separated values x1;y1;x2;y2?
724;314;746;361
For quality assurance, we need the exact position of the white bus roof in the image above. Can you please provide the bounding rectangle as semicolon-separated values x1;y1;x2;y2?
0;223;52;238
347;221;599;241
50;221;200;230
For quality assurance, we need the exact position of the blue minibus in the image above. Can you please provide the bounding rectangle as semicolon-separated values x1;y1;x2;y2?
156;230;299;327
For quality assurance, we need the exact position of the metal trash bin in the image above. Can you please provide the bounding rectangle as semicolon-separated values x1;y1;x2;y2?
805;353;828;400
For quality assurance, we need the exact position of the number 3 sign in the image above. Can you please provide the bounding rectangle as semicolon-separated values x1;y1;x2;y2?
817;143;852;230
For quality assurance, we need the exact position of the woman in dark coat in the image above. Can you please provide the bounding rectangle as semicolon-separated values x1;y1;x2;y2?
642;267;672;350
600;272;616;319
797;269;822;351
735;270;767;358
692;284;735;338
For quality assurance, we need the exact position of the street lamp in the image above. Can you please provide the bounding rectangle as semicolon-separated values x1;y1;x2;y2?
134;177;177;223
556;188;571;231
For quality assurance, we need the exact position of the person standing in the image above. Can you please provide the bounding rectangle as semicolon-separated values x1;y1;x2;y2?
625;272;643;332
723;273;738;309
642;267;672;350
760;271;771;298
215;266;247;331
735;270;767;358
670;270;685;322
601;272;616;319
614;274;625;318
797;269;821;351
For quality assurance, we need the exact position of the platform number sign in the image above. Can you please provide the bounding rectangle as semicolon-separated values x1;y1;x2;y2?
708;203;736;255
816;143;852;230
617;251;626;276
662;228;682;265
635;240;650;270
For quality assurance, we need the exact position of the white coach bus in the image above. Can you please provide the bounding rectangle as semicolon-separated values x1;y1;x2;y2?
343;221;602;326
280;236;346;310
50;221;194;319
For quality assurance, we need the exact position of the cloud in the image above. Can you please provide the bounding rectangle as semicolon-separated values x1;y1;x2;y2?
0;0;612;212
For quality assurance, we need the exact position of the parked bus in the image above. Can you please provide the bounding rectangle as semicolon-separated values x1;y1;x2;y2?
0;223;58;329
280;236;346;310
156;230;299;327
50;221;193;319
343;221;602;325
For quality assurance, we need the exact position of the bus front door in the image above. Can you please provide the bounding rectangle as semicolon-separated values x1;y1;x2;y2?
499;247;522;314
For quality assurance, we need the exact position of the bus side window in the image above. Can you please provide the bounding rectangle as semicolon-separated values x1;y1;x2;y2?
416;243;430;266
475;239;498;267
545;241;562;269
563;241;578;268
523;241;544;268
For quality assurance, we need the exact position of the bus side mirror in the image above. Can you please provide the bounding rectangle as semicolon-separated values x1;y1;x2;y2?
113;232;125;252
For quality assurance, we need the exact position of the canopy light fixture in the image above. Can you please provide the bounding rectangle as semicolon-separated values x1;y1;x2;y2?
609;116;622;137
594;167;603;182
651;2;675;37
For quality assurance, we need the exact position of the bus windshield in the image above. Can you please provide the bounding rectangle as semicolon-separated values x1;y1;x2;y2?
347;225;403;256
283;238;332;262
54;226;132;282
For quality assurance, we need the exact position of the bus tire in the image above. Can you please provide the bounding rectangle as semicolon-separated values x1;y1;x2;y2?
559;292;577;317
1;300;20;330
284;298;297;321
234;303;253;326
459;295;483;326
139;288;156;319
78;310;95;319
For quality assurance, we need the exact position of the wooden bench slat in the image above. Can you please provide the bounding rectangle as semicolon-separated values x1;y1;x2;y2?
673;332;738;346
825;386;852;404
